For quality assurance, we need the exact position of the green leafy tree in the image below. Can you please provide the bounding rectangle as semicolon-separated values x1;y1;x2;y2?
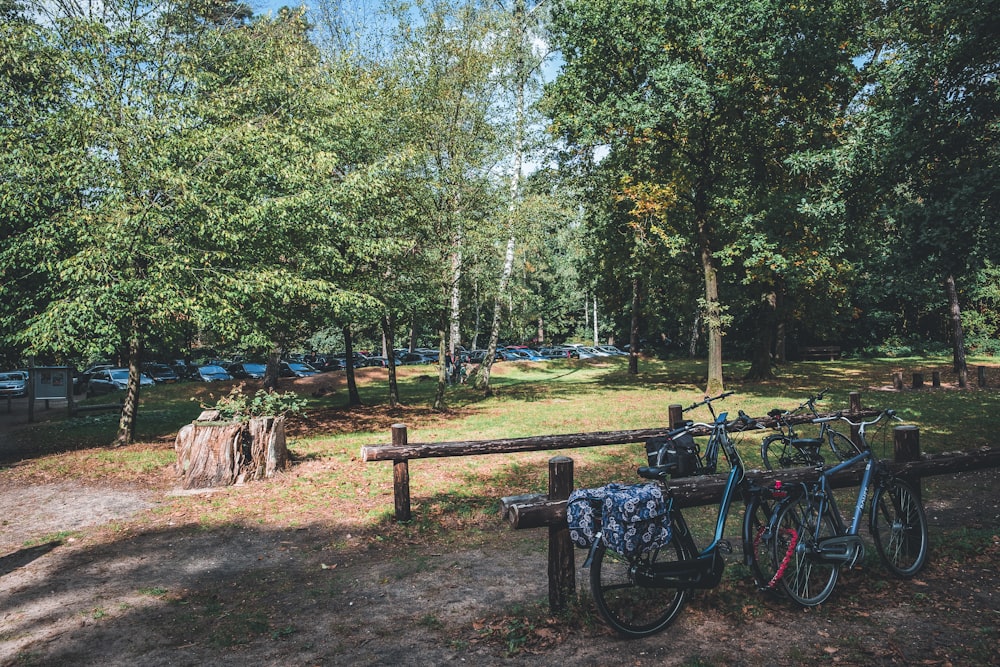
544;0;863;389
857;0;1000;382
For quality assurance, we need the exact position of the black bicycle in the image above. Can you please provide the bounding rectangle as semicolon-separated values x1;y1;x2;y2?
760;389;862;470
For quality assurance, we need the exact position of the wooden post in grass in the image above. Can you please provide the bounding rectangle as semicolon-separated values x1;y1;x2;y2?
668;404;683;428
892;372;904;391
391;424;411;521
547;456;574;612
912;372;924;389
978;366;988;388
893;425;921;501
932;371;941;388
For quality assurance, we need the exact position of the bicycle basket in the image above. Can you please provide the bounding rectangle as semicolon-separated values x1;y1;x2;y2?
602;483;672;557
646;429;699;478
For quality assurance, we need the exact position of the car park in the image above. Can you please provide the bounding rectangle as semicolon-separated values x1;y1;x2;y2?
228;362;266;379
0;371;27;397
86;368;156;396
193;365;234;382
596;345;628;356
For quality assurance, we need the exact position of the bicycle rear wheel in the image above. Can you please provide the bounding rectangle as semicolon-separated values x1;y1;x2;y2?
590;536;690;638
773;495;840;606
761;434;821;470
827;429;863;463
869;478;929;578
743;494;779;590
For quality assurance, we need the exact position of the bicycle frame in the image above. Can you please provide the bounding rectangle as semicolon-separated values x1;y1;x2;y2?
799;413;890;564
631;410;749;589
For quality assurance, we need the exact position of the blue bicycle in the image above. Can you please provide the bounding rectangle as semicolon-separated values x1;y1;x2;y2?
584;392;760;637
771;410;930;606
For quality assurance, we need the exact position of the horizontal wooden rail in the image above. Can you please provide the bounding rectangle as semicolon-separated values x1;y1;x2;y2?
502;445;1000;530
360;409;879;463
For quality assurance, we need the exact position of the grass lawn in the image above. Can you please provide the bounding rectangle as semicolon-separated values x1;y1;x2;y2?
2;353;997;535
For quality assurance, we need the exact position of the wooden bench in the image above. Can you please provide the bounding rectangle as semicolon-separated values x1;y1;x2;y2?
800;345;841;361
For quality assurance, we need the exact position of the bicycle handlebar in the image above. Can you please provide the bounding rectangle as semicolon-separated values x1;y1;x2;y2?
683;390;735;412
814;409;899;429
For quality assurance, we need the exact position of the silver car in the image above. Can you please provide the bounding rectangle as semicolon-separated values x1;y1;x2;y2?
0;371;27;397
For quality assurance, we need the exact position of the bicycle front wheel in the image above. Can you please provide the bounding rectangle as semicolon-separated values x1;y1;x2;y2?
869;478;929;578
774;495;840;607
590;536;690;638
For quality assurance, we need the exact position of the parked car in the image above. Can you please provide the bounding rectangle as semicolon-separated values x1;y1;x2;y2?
397;352;435;365
0;371;27;397
596;345;628;356
279;361;320;378
514;348;546;361
145;363;180;383
87;368;156;396
312;357;346;372
193;365;233;382
228;362;266;379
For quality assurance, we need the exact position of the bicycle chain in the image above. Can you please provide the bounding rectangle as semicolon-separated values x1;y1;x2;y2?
754;525;799;590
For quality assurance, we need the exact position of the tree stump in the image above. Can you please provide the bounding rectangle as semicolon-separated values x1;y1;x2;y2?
175;411;288;489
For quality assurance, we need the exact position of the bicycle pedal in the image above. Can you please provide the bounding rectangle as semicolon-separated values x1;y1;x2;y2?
718;540;733;554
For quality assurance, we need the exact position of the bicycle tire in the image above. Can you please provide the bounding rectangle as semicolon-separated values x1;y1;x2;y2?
773;494;840;606
743;494;779;590
826;429;864;463
869;478;929;578
590;534;691;638
761;434;821;470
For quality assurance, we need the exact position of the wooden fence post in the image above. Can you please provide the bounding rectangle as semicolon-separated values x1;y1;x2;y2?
892;372;904;391
391;424;411;521
912;372;924;390
978;366;988;388
547;456;574;612
932;371;941;388
668;404;683;429
893;425;921;502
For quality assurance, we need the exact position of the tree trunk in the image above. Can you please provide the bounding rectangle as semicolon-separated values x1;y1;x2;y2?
344;324;361;406
473;0;526;396
475;235;516;396
701;243;725;394
408;309;418;353
449;231;463;359
263;347;281;391
688;312;700;358
629;276;640;375
433;328;447;410
174;414;288;489
945;273;968;388
115;331;142;447
745;291;777;380
383;313;399;408
592;295;598;345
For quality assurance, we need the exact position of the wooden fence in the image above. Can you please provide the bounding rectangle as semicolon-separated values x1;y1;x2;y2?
361;393;1000;612
361;393;872;521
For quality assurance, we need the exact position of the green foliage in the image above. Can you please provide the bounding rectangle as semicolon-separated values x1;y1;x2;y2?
211;388;306;421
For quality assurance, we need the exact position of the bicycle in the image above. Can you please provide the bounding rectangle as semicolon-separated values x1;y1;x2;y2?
582;391;760;638
770;410;929;607
760;389;862;471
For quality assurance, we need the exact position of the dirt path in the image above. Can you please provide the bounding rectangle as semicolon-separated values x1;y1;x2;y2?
1;463;998;666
